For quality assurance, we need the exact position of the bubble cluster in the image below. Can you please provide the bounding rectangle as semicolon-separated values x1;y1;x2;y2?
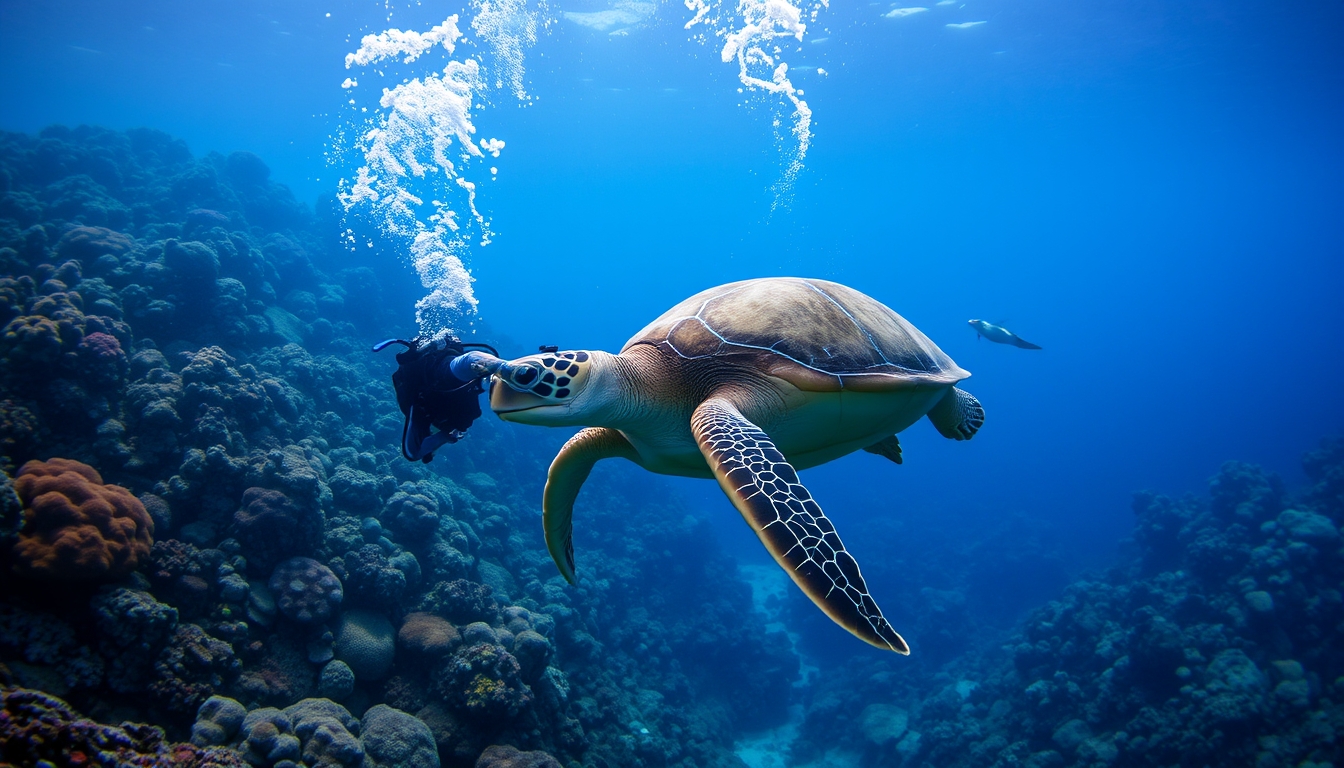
336;6;540;336
472;0;544;100
686;0;828;205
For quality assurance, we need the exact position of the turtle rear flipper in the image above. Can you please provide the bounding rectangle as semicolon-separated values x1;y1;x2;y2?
691;394;910;654
863;435;903;465
543;427;637;583
927;387;984;441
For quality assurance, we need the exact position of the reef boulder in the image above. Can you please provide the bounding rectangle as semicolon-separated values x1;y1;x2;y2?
360;704;439;768
269;556;343;624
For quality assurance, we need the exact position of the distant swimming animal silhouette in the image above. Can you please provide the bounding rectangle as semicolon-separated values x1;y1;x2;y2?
968;319;1042;350
457;278;986;654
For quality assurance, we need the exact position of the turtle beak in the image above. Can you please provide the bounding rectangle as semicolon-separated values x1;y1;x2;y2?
490;377;550;418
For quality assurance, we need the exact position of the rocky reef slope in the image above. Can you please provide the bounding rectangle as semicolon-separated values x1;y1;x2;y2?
786;442;1344;767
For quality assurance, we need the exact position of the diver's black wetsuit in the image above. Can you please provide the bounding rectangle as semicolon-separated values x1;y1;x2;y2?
381;337;486;462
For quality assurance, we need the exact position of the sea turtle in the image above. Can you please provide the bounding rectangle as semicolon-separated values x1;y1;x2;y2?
484;277;984;654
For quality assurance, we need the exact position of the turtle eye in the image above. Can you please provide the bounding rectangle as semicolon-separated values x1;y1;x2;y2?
502;361;543;391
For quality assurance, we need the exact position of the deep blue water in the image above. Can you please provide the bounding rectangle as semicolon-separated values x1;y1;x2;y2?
2;0;1343;761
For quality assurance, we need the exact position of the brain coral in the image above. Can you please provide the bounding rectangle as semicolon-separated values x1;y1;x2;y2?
10;458;154;581
334;608;396;681
397;612;460;658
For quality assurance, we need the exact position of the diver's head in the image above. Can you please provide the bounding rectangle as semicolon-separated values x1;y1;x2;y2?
490;349;601;425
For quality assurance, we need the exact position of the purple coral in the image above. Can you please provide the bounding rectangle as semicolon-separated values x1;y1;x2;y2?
77;331;128;386
0;686;247;768
268;556;343;624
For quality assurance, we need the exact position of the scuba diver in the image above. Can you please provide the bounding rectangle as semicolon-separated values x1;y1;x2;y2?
374;335;542;462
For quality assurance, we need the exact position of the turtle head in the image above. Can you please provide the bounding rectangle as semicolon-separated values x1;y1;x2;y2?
490;350;601;425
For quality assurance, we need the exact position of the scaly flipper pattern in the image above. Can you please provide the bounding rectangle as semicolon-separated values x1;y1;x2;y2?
543;427;637;583
927;387;984;441
691;395;909;654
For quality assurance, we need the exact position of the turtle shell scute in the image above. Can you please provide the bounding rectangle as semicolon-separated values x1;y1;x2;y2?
623;277;967;390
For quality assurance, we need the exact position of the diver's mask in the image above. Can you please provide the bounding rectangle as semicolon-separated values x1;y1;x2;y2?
447;349;552;394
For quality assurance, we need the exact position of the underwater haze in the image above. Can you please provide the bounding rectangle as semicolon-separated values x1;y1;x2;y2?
1;0;1342;766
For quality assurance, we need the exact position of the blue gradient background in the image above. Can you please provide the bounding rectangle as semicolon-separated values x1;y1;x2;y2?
3;0;1341;655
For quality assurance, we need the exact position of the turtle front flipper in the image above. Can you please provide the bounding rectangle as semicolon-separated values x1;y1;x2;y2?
927;387;985;441
544;427;637;583
691;395;910;654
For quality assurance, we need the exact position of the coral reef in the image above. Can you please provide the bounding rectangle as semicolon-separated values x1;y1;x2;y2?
399;612;461;659
334;609;397;682
360;703;440;768
93;587;178;693
150;622;241;717
787;448;1344;767
25;125;1332;768
232;487;321;574
475;744;562;768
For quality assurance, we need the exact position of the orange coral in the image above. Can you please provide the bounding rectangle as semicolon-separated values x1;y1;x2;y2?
10;458;154;581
